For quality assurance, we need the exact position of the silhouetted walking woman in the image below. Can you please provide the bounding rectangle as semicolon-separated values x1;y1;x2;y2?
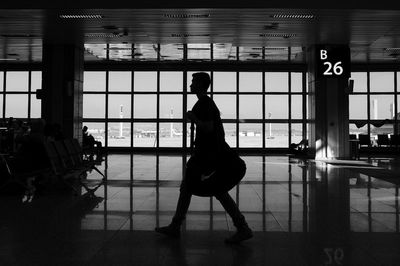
155;72;253;244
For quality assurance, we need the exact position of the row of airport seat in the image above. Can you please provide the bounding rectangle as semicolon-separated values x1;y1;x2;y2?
350;134;400;147
0;139;105;197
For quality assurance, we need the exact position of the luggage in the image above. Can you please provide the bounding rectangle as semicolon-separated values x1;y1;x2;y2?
185;147;246;197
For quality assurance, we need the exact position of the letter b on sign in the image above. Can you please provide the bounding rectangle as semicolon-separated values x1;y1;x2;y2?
320;50;328;60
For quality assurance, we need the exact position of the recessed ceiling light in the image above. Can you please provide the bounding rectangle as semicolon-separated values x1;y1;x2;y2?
271;14;314;19
59;14;103;19
163;14;210;18
259;33;296;38
85;33;122;38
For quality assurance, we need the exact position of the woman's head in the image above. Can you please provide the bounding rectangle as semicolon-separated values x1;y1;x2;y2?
190;72;210;94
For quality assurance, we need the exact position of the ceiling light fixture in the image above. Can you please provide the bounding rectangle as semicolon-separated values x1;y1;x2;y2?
259;33;296;38
385;48;400;51
163;14;210;18
59;14;104;19
85;33;122;38
0;58;19;61
271;14;314;19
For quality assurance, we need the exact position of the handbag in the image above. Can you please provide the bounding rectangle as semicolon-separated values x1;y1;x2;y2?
186;122;246;197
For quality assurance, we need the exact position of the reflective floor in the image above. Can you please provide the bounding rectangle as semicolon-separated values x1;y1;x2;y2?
1;154;400;266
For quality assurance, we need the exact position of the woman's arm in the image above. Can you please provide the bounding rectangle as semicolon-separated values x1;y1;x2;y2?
187;111;214;133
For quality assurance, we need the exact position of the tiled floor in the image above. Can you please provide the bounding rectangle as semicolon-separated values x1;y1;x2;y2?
1;154;400;265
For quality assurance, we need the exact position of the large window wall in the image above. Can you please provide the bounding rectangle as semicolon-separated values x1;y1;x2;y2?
0;71;42;120
349;71;400;146
2;67;399;150
83;69;307;149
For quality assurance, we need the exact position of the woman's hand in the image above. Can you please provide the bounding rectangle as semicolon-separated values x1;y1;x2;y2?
186;111;197;122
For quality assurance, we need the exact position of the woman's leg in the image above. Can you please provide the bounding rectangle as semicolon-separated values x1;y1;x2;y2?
215;192;253;243
155;178;192;237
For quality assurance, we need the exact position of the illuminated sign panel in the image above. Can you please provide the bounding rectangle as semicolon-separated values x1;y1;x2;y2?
316;45;350;79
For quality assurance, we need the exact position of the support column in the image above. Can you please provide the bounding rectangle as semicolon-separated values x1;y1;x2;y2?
307;45;351;159
41;43;84;140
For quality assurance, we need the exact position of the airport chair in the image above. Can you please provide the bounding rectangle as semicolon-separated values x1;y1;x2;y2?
390;134;400;146
358;134;371;147
377;134;390;147
43;141;85;193
63;139;105;194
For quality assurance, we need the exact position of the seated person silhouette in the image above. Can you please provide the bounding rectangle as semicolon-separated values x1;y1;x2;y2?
82;126;103;160
289;139;309;155
155;72;253;244
8;119;49;198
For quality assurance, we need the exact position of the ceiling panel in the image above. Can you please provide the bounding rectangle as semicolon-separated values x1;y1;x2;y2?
1;9;400;63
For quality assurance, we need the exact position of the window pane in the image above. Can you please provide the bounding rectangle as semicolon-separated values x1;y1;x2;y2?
239;72;262;92
291;95;303;119
84;72;106;92
134;95;156;118
160;44;184;61
187;94;197;111
186;123;194;148
133;123;157;147
224;123;237;148
5;94;28;117
83;94;105;118
6;72;28;92
265;72;288;92
291;72;302;92
239;123;262;147
108;95;131;119
83;122;105;146
214;72;236;92
30;95;41;118
370;72;394;92
159;95;182;119
160;72;183;91
291;123;303;144
31;71;42;92
134;72;157;92
0;94;3;117
213;95;236;119
213;43;237;61
0;72;3;91
349;123;368;136
265;95;288;119
371;123;393;136
349;95;367;119
187;43;210;60
109;71;131;92
159;123;182;147
351;72;367;93
370;95;395;120
239;95;262;119
266;123;288;148
108;122;131;147
396;95;400;135
398;73;400;93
